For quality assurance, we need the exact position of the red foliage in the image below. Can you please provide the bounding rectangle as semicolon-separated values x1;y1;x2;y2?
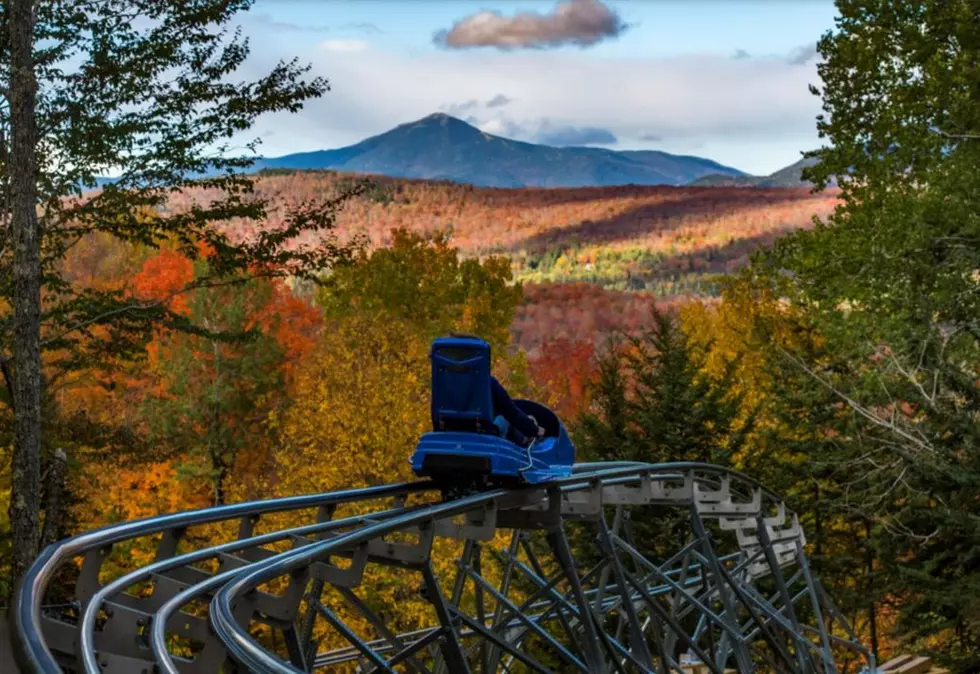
513;282;700;353
527;337;596;420
129;249;194;314
517;282;711;416
69;173;837;441
163;171;840;261
251;282;322;381
161;172;837;366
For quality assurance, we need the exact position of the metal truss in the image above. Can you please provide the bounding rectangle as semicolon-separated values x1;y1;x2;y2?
11;462;875;673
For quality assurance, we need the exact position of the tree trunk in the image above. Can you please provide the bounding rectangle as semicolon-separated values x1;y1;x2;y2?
7;0;41;594
864;518;879;662
40;449;67;549
209;336;226;506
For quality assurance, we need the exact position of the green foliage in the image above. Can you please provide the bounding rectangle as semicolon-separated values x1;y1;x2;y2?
515;244;667;290
576;308;751;467
514;243;727;296
749;0;980;665
0;0;360;583
804;0;980;199
141;263;286;506
318;228;523;364
0;0;358;402
574;308;752;558
270;232;527;652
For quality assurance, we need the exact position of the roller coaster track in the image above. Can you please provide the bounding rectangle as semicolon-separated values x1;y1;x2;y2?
12;462;875;673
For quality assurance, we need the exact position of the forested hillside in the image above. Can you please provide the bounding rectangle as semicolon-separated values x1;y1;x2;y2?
164;170;837;349
689;156;836;188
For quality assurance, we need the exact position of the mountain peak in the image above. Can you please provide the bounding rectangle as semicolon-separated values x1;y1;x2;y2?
387;113;488;144
254;113;748;188
416;112;474;129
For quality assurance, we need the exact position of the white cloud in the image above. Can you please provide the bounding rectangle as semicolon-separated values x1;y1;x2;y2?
434;0;627;50
244;43;823;174
318;39;371;53
486;94;513;108
476;117;525;139
786;42;819;66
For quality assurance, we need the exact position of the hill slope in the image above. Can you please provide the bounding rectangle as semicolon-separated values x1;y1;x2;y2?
689;155;837;188
252;113;747;188
160;172;841;350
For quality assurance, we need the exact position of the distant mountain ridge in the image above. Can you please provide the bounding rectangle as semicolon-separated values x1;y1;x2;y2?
247;113;748;189
688;156;836;188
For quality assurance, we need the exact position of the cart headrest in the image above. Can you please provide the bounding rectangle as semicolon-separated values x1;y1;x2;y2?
430;336;494;433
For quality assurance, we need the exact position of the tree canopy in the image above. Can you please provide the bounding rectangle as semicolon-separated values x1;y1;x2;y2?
754;0;980;664
0;0;358;587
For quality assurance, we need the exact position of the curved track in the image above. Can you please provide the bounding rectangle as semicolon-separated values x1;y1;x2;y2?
12;462;874;673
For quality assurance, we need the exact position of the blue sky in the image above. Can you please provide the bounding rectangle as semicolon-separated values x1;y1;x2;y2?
239;1;840;175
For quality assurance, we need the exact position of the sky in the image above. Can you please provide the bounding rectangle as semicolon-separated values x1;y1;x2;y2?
238;0;840;176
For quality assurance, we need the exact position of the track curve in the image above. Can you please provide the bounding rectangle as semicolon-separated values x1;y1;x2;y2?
12;462;874;673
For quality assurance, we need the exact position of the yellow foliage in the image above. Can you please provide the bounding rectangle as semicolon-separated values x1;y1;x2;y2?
679;277;816;469
269;231;527;656
273;315;427;493
268;315;469;652
73;458;210;582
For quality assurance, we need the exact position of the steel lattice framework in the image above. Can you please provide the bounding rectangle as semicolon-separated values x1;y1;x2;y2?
12;462;875;673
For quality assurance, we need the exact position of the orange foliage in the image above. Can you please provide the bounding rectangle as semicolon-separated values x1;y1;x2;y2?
513;282;701;352
61;247;325;523
129;248;194;313
75;460;207;530
251;281;322;381
160;171;837;386
164;171;839;259
45;173;840;544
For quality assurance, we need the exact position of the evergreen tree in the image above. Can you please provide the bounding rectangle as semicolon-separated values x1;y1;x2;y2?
0;0;358;588
577;308;751;467
142;266;286;507
574;308;753;558
751;0;980;665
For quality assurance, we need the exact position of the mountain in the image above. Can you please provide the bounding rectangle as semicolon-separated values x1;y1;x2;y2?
249;113;747;188
688;155;836;188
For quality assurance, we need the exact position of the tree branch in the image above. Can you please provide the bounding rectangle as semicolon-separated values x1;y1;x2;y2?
39;270;284;348
776;346;938;458
938;128;980;140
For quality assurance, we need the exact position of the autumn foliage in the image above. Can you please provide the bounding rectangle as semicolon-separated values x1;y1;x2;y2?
173;171;835;255
0;173;844;641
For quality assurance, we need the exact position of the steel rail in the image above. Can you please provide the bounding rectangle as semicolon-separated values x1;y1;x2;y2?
82;502;429;674
12;480;435;674
208;462;782;674
306;553;750;671
211;486;514;673
12;461;865;674
312;547;746;668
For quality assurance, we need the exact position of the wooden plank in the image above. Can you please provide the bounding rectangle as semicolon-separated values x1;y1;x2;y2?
893;657;933;674
880;654;915;670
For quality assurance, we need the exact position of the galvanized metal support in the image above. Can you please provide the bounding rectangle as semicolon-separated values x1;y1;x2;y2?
546;490;607;672
422;560;472;674
13;462;873;674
